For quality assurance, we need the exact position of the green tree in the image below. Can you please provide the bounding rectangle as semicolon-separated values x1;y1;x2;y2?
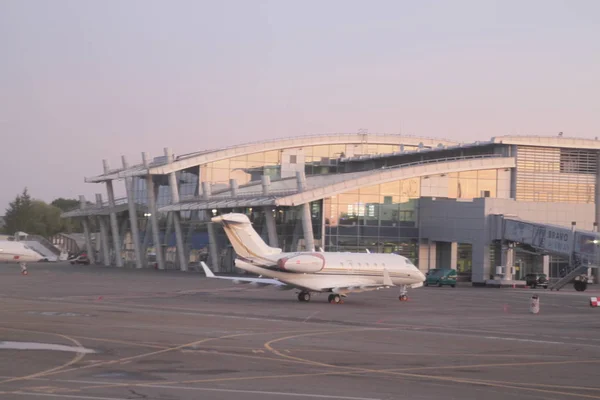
28;200;64;237
50;198;80;213
51;198;83;233
3;188;33;235
3;189;73;237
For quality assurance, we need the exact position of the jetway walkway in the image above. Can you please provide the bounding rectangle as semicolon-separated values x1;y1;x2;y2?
496;216;600;291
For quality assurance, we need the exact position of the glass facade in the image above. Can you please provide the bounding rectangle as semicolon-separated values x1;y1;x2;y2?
516;146;596;203
119;141;600;274
201;151;282;187
447;169;499;199
324;178;420;263
198;143;411;187
457;243;472;276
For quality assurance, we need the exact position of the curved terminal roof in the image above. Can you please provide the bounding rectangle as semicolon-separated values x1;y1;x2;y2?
85;133;457;183
85;133;599;184
491;135;600;149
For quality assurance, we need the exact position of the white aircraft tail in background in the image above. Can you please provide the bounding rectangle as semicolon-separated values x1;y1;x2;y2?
205;213;425;304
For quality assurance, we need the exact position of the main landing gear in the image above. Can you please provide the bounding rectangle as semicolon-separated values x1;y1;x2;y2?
398;285;408;302
297;291;311;302
328;294;342;304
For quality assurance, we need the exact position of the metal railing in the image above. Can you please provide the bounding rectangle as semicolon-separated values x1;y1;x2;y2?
23;234;62;256
341;142;495;162
176;132;458;161
179;189;299;204
63;197;130;214
380;154;508;171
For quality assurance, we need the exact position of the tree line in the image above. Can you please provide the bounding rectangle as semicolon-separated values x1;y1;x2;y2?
2;188;89;238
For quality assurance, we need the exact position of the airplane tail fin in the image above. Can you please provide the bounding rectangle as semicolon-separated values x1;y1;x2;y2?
211;213;281;260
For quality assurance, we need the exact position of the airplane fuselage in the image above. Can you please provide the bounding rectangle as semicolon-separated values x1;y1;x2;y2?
0;241;43;263
236;251;424;293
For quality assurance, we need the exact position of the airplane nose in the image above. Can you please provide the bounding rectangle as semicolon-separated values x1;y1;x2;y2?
417;270;426;282
211;216;223;223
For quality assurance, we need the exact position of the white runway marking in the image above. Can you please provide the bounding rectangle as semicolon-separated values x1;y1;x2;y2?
484;337;565;345
0;341;96;354
143;384;382;399
12;393;129;400
14;387;381;400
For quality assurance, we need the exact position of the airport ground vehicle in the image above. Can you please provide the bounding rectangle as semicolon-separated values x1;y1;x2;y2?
525;273;548;289
70;254;90;265
424;268;457;287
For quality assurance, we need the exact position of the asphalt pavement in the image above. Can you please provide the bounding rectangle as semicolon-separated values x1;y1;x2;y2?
1;262;600;400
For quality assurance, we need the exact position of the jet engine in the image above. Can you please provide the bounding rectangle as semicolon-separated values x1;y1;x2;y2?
277;254;325;273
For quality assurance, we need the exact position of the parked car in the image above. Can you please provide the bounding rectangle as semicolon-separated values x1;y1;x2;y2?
525;273;548;289
424;268;457;287
70;254;90;265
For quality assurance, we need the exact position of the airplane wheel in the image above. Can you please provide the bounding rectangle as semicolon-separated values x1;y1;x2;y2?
574;281;587;292
298;292;311;302
329;294;341;304
399;294;408;301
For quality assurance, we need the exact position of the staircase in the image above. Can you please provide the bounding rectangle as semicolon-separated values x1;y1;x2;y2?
15;233;64;261
550;266;587;291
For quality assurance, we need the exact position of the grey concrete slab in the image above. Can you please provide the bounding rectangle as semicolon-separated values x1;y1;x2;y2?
1;262;600;400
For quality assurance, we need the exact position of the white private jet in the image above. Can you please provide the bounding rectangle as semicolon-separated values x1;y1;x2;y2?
0;240;44;268
201;213;425;304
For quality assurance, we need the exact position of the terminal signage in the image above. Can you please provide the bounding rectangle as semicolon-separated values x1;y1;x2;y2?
531;226;573;256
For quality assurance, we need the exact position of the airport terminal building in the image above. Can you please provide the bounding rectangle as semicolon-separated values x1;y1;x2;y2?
62;133;600;285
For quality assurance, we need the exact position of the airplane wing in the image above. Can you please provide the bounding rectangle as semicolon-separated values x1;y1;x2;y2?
327;269;397;295
200;262;289;288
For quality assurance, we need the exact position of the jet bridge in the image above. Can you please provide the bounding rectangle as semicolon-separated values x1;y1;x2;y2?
497;217;600;291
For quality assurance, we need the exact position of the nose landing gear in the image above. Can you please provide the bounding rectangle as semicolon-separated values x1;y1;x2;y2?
398;285;408;301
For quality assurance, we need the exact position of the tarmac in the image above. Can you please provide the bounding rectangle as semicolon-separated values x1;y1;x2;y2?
1;262;600;400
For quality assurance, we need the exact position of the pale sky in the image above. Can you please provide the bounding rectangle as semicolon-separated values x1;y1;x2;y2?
1;0;599;212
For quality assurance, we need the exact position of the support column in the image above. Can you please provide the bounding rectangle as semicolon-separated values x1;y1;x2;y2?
296;171;315;252
143;152;165;270
79;196;95;264
202;181;220;272
471;239;490;285
122;156;144;269
229;178;238;197
261;176;279;248
542;255;550;277
418;240;436;272
207;222;220;272
501;243;515;281
264;210;279;248
166;147;187;271
104;160;123;267
450;242;458;270
96;194;110;266
596;152;600;233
